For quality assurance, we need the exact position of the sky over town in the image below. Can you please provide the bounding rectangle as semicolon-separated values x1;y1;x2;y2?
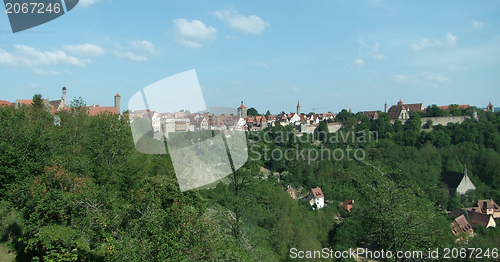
1;0;499;114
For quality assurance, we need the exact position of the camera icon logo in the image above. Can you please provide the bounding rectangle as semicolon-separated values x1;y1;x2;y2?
4;0;79;33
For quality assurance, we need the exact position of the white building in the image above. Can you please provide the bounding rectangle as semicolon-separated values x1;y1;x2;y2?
307;187;325;209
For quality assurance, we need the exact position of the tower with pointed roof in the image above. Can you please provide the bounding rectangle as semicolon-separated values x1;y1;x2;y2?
114;93;121;114
238;101;247;118
487;102;494;112
297;100;301;115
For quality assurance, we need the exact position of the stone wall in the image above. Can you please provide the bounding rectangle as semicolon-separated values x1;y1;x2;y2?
391;116;471;127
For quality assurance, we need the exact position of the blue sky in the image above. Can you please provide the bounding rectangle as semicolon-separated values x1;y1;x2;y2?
1;0;499;114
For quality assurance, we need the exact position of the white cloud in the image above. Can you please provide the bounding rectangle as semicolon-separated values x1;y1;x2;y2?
373;53;386;60
391;74;407;83
411;33;457;51
391;72;449;84
173;18;217;48
411;39;442;51
262;63;270;70
446;33;457;48
423;72;449;82
471;20;484;30
131;40;158;55
212;9;269;34
63;43;105;57
0;45;91;68
353;58;364;66
113;50;148;61
225;35;237;40
444;65;466;71
79;0;101;8
34;68;61;75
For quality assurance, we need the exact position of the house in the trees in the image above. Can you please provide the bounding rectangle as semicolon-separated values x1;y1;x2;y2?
305;187;325;209
468;211;496;228
451;214;474;238
286;186;297;200
451;208;496;229
477;199;500;218
442;167;475;195
463;199;500;219
341;199;355;212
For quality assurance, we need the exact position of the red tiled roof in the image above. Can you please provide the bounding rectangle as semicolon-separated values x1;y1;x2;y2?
451;215;474;237
0;100;11;106
115;93;121;97
439;105;469;110
87;106;119;116
311;187;324;199
238;104;247;109
341;199;355;212
18;99;33;106
405;103;424;112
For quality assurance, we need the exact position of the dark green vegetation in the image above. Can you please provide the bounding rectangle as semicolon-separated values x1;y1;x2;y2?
1;96;500;261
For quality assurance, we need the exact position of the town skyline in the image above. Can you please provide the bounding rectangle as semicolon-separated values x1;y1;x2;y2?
1;1;499;114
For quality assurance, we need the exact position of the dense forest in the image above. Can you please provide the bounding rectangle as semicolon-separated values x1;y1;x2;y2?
1;95;500;261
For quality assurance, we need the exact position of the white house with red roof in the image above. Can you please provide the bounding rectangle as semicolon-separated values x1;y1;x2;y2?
306;187;325;209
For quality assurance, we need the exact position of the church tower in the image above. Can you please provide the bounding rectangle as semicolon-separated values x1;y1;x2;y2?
487;102;494;112
297;101;301;115
114;93;121;114
238;101;247;118
60;86;69;109
384;102;388;113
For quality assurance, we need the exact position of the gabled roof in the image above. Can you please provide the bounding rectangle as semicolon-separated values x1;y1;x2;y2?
49;99;62;108
361;111;379;119
451;215;474;237
0;100;11;106
406;103;425;112
387;104;409;120
238;103;247;109
311;187;324;199
468;211;495;228
442;171;465;189
87;106;119;116
478;199;500;212
439;105;469;110
17;99;34;106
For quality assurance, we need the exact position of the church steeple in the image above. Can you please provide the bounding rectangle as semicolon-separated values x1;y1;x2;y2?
297;100;301;115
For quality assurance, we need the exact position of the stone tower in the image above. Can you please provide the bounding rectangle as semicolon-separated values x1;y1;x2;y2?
472;108;478;121
114;93;121;114
238;101;247;118
384;102;388;113
297;100;301;115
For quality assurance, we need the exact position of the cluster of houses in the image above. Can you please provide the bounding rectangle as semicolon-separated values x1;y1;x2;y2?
128;101;339;136
3;87;495;133
285;185;357;213
439;167;498;238
450;199;499;239
0;87;121;117
285;185;325;209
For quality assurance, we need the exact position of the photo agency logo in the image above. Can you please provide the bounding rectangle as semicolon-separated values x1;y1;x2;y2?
128;70;248;192
4;0;79;33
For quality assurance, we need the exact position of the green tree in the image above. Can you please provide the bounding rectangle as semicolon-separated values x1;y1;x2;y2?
247;107;259;116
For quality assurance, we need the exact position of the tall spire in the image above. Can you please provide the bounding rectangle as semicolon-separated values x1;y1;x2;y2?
297;100;301;115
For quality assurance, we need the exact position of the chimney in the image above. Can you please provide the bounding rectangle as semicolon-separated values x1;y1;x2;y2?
114;93;121;114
